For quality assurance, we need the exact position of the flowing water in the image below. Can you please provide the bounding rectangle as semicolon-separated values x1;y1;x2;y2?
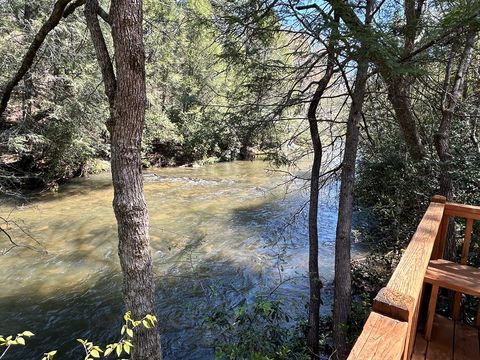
0;161;360;359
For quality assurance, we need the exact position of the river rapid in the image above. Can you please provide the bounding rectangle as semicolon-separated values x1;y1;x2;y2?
0;161;358;359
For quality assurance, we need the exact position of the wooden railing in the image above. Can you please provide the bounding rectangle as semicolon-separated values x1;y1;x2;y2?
437;201;480;326
348;196;446;360
349;197;480;359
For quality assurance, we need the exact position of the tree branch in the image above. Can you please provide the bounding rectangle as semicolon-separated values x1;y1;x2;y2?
0;0;75;121
63;0;111;24
84;0;116;131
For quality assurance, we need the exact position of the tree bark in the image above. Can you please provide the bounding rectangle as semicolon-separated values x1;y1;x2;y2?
332;3;373;357
86;0;162;357
435;30;477;261
84;0;116;130
109;1;162;359
306;38;336;360
333;58;369;360
435;30;477;199
380;74;425;160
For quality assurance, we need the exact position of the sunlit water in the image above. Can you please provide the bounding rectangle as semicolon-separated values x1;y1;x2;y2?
0;161;362;359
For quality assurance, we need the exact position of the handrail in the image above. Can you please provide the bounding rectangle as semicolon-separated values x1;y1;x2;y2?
348;312;408;360
444;202;480;220
348;196;446;360
439;201;480;324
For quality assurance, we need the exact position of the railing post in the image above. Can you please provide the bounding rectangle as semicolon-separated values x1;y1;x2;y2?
373;287;414;322
431;195;447;259
431;195;447;204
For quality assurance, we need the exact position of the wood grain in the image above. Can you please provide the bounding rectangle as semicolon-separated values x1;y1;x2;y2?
425;259;480;297
381;200;445;358
445;202;480;221
347;312;407;360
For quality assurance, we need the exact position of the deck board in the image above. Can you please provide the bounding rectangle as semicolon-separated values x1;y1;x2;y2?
412;315;480;360
412;335;428;360
426;315;454;359
454;322;480;360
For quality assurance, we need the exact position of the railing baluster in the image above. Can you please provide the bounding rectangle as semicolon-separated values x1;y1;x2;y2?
453;218;473;320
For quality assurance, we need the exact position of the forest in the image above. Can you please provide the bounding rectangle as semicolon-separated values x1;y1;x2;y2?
1;0;480;359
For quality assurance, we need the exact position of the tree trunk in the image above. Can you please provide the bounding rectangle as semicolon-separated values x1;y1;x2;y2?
109;1;162;359
435;30;477;260
306;40;336;360
332;3;373;356
380;75;425;160
435;30;477;199
333;57;369;359
326;0;426;161
21;1;35;127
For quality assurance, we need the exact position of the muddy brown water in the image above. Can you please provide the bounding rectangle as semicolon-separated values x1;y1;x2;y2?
0;161;359;359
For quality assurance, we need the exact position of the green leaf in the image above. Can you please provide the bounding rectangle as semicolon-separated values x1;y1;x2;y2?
124;343;131;354
126;328;134;338
104;347;113;357
16;337;25;345
90;349;100;358
116;344;122;357
22;331;34;337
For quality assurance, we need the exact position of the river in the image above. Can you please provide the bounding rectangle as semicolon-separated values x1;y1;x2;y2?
0;161;357;359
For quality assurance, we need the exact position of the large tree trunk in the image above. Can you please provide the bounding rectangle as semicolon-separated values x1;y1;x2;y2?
378;0;426;161
435;30;477;198
326;0;426;161
109;1;162;359
332;3;373;357
306;41;336;360
333;57;369;359
435;30;477;260
380;75;425;160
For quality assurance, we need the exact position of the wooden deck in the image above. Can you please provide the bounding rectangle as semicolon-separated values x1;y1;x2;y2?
348;196;480;360
412;315;480;360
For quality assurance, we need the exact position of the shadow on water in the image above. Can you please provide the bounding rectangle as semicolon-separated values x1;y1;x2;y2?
0;255;267;360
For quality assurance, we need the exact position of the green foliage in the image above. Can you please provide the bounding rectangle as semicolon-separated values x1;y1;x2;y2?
0;1;108;187
207;296;309;360
1;0;290;191
0;330;34;347
0;313;156;359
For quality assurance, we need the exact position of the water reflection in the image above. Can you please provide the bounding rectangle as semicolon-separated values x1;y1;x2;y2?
0;161;348;359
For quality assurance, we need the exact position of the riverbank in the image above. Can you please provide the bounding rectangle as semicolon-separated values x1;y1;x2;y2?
0;149;268;195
